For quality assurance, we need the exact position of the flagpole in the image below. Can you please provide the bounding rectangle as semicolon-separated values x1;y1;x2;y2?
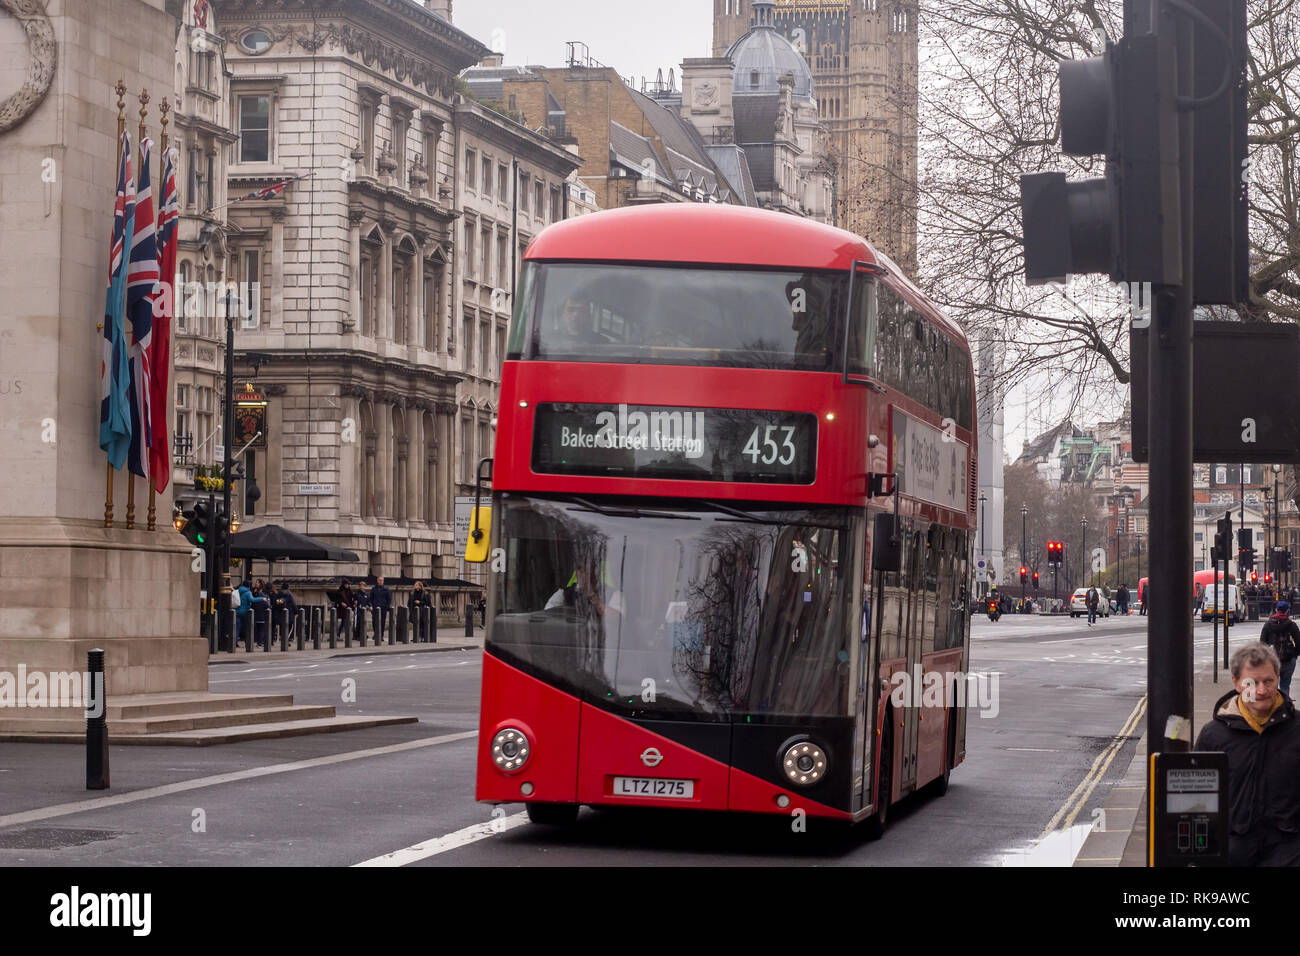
148;98;170;532
105;79;127;530
126;89;149;530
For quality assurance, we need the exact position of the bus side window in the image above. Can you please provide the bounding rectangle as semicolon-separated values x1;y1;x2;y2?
847;274;877;376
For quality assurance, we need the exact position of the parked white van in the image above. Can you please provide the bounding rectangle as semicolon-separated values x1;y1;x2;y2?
1201;583;1243;624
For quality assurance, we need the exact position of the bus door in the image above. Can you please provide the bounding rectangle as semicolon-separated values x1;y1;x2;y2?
865;511;902;811
900;525;924;795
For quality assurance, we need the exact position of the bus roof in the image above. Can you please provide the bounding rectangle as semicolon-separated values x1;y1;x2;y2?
528;205;967;346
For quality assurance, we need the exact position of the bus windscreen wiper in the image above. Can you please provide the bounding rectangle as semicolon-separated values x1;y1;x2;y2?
702;500;847;531
563;496;700;521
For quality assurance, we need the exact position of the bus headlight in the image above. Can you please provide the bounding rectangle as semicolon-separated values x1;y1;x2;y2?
492;727;532;773
781;740;827;786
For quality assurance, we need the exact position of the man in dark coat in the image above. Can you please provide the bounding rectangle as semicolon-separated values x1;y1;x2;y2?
273;581;298;642
1261;601;1300;696
371;576;393;639
1195;642;1300;865
1116;583;1130;616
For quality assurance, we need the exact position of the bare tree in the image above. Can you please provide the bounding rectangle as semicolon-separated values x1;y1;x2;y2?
913;0;1300;411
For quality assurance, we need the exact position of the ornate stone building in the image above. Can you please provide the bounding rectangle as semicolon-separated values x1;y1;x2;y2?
214;0;488;593
213;0;585;596
713;0;918;269
167;0;237;492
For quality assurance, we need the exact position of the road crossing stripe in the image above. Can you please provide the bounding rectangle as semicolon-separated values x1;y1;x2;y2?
353;812;531;866
1038;695;1147;840
0;730;478;831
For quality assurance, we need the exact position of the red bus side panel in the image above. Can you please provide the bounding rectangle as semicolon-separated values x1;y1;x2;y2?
476;653;581;805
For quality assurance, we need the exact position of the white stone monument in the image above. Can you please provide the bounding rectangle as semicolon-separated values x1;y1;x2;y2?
0;0;205;717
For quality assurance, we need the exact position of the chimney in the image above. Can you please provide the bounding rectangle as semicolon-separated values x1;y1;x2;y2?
425;0;453;20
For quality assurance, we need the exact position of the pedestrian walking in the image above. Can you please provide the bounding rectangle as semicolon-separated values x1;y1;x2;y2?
1141;580;1149;616
477;594;487;626
1117;583;1130;616
274;581;298;642
1194;642;1300;865
1086;585;1101;626
1261;601;1300;697
235;579;254;649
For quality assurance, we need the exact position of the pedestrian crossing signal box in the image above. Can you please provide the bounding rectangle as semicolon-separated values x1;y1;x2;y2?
1150;751;1229;867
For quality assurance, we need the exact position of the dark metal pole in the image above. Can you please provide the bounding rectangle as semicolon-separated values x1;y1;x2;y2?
1021;506;1027;606
1081;518;1087;590
1147;5;1194;772
86;649;108;790
222;308;234;616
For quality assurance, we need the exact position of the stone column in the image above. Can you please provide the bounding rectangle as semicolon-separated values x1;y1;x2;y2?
269;206;285;330
436;404;455;524
378;222;394;340
340;390;362;517
377;399;393;518
347;211;363;332
409;250;422;352
408;410;424;523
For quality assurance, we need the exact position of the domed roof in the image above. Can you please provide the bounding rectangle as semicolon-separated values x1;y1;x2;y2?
726;1;815;102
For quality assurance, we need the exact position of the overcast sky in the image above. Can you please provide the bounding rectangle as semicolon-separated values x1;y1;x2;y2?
452;1;715;89
449;3;1122;458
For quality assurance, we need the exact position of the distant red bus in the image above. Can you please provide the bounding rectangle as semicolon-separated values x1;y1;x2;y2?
472;204;978;832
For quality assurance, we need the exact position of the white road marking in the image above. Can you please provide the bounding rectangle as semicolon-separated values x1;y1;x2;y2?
354;811;531;866
1005;748;1062;752
209;661;471;683
0;731;477;831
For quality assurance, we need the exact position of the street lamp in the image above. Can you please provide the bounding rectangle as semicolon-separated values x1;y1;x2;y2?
1081;516;1088;589
1275;464;1283;587
1119;508;1126;587
979;490;987;598
1021;505;1028;606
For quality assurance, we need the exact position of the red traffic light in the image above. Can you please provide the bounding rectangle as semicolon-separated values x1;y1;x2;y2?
1266;574;1273;583
1251;571;1258;583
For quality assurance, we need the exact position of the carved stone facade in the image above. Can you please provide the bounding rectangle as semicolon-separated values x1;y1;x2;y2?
167;0;238;493
714;0;918;270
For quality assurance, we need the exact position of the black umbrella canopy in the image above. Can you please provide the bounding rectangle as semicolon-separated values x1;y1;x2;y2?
228;524;360;562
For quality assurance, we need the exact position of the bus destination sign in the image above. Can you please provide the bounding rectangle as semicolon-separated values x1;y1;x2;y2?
532;403;817;484
891;408;969;513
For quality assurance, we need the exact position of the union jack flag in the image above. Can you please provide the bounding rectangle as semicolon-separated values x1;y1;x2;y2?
99;132;134;471
125;138;159;481
147;145;180;493
231;177;298;203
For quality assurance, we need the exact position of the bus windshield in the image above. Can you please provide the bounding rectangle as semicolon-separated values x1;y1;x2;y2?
488;495;855;718
518;262;862;371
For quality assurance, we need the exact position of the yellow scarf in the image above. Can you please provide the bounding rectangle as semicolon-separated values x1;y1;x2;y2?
1237;693;1284;733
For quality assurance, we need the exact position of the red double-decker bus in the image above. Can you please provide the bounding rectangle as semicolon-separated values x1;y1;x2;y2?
471;204;977;833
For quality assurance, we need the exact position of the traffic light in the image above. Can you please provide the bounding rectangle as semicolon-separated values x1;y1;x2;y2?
175;501;212;549
1215;517;1232;561
1242;548;1256;570
1019;32;1180;285
1265;573;1273;584
1047;541;1063;568
1032;571;1040;590
1020;566;1028;585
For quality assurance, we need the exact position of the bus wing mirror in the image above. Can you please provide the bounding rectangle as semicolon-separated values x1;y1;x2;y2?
464;506;493;563
872;511;901;573
465;457;494;563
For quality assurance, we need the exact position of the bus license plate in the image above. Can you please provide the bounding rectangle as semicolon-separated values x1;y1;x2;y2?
612;777;694;799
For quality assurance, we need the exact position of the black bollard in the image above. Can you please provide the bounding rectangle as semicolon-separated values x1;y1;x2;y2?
386;608;395;645
86;649;109;790
279;606;289;651
396;606;407;644
464;601;474;638
326;606;335;650
343;608;353;649
429;605;437;644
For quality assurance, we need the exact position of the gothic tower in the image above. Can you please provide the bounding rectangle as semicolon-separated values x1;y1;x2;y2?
713;0;917;272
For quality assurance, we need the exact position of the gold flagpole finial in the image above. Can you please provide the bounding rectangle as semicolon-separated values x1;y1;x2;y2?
115;80;127;120
138;88;149;141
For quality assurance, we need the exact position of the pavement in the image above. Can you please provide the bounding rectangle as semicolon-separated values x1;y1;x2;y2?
206;624;485;664
1075;612;1258;866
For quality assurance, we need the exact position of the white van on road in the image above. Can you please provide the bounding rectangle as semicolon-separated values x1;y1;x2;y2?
1201;583;1243;624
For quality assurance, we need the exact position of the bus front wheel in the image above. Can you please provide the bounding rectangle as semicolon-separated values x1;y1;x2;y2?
526;802;579;825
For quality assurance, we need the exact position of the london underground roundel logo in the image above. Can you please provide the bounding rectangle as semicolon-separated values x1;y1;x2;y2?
640;747;663;767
